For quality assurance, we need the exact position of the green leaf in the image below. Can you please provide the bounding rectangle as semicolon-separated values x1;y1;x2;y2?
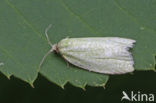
0;0;155;88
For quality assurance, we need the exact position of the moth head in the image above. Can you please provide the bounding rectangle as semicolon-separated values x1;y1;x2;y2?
51;44;58;52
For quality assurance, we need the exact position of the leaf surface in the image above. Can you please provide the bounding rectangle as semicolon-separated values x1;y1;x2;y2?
0;0;155;88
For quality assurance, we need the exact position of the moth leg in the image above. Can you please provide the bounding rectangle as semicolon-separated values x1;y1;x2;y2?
62;55;70;68
66;61;70;68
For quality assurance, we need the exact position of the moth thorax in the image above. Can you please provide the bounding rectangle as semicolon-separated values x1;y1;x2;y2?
52;44;59;53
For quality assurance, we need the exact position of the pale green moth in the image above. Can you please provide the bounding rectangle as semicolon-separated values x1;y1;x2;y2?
39;25;136;74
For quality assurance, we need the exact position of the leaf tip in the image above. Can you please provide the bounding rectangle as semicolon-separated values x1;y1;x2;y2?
7;75;11;80
59;80;68;89
29;82;35;88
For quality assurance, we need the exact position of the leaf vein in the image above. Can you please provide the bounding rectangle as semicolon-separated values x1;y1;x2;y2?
0;46;25;71
58;0;100;35
5;0;45;41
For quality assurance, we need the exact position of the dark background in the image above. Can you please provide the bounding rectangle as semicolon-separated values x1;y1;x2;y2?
0;71;155;103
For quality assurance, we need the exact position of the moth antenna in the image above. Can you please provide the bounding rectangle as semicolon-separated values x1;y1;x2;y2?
45;24;53;47
38;49;53;72
38;24;54;72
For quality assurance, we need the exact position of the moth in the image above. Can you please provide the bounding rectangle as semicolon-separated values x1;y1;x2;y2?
39;25;136;74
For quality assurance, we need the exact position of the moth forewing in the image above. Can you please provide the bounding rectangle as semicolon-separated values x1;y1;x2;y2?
57;37;135;74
